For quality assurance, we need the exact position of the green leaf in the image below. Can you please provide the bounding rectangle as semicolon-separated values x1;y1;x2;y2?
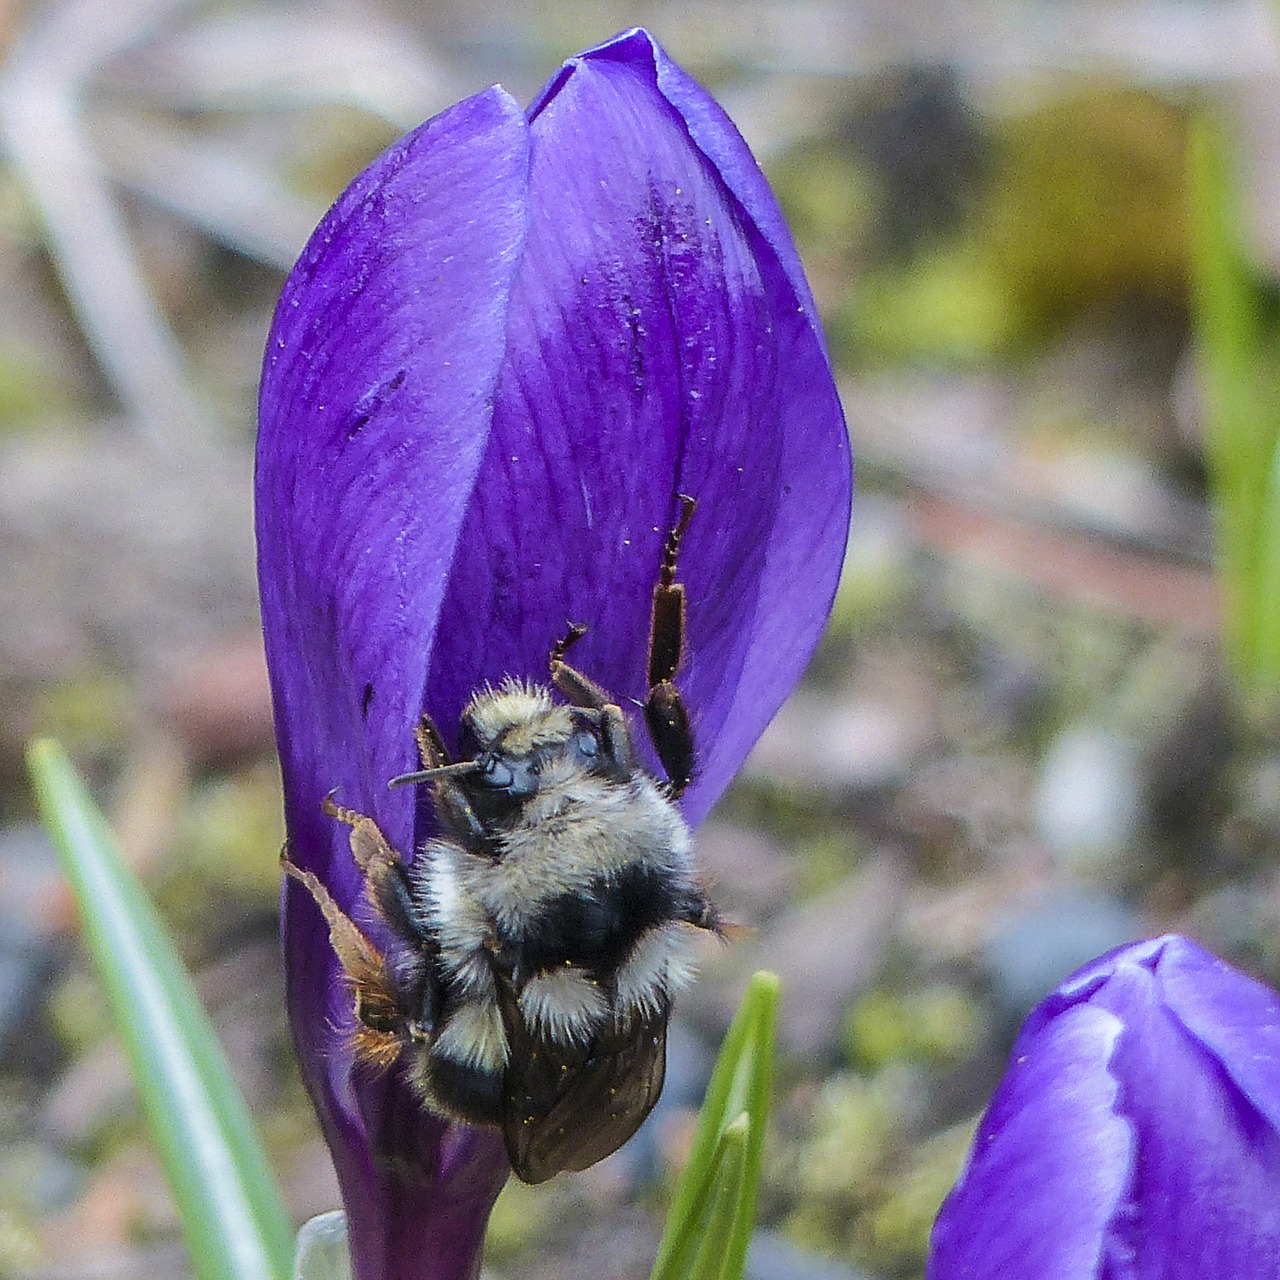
27;739;294;1280
685;1117;750;1280
1188;111;1280;697
650;971;778;1280
1254;432;1280;690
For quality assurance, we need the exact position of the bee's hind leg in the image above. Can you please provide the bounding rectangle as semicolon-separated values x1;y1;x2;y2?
644;495;696;796
548;495;698;795
549;622;610;709
280;843;405;1062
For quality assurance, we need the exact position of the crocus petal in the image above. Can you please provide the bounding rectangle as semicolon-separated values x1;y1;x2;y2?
424;28;851;827
258;27;849;1280
928;1004;1131;1278
258;86;527;1279
929;936;1280;1279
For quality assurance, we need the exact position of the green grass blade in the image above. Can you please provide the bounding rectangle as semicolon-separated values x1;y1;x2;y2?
651;1121;744;1280
651;971;778;1280
686;1117;749;1280
1188;111;1276;686
1253;432;1280;689
27;739;294;1280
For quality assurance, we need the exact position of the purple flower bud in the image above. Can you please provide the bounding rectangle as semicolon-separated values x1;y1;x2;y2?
256;28;850;1280
929;934;1280;1279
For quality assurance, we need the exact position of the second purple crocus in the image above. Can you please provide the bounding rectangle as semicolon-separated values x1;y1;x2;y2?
929;934;1280;1279
256;28;851;1280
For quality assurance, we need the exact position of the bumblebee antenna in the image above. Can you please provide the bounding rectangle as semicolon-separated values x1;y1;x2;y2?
388;760;482;788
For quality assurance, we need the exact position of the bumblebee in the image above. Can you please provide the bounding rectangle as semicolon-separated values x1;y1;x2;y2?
284;496;726;1183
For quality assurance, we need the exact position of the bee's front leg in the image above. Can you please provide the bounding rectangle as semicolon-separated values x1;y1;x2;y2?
413;713;492;850
322;793;421;936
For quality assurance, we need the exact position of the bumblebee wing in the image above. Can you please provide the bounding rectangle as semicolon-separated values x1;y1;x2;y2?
501;1005;669;1184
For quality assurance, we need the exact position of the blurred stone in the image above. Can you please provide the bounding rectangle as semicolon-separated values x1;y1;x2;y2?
746;651;939;795
694;822;796;925
0;823;63;925
1034;725;1145;874
984;889;1139;1018
0;824;63;1064
896;753;1033;860
13;1241;190;1280
0;435;256;756
505;1203;657;1280
153;635;274;765
40;1038;134;1148
900;843;1050;961
36;1146;176;1263
747;1229;879;1280
41;942;285;1146
277;1139;340;1227
697;856;909;1057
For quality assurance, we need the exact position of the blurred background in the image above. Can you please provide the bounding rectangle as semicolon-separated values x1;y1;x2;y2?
0;0;1277;1276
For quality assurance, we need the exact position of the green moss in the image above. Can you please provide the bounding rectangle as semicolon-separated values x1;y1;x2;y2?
842;243;1017;364
825;551;906;641
145;764;285;962
769;143;875;261
831;82;1190;365
32;673;132;758
0;1206;40;1273
286;107;403;205
794;833;863;900
863;1121;974;1273
982;84;1189;338
0;343;80;432
175;763;285;902
47;968;115;1053
483;1177;558;1267
845;984;988;1071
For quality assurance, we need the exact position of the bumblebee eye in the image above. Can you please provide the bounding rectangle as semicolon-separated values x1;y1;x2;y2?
480;755;514;789
571;730;600;764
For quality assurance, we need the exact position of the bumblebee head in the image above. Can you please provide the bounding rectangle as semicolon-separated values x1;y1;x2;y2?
389;677;609;827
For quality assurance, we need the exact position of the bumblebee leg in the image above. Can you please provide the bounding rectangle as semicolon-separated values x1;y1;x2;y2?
549;622;614;711
545;626;636;779
680;891;731;939
322;793;420;937
280;846;404;1064
645;495;696;795
598;704;636;776
411;714;489;847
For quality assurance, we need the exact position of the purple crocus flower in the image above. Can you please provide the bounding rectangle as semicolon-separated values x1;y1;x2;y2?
255;28;850;1280
929;934;1280;1279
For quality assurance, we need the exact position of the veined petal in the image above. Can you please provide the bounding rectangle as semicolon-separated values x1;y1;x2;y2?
423;31;851;827
927;1004;1131;1279
257;85;527;1278
258;84;530;882
930;936;1280;1280
1090;941;1280;1276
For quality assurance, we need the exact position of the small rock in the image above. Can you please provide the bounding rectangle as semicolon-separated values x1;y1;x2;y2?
984;889;1140;1018
1034;725;1145;874
153;635;274;765
694;856;910;1057
747;1229;880;1280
